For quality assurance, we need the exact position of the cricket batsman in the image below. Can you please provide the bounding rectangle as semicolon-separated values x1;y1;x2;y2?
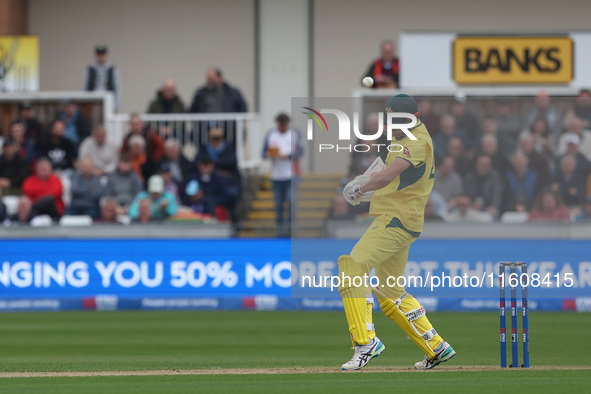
338;94;455;370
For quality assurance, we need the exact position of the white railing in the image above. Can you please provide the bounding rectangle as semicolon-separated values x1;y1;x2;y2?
106;112;263;170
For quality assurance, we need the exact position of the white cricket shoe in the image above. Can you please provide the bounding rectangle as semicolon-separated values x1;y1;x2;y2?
341;337;386;371
414;341;456;369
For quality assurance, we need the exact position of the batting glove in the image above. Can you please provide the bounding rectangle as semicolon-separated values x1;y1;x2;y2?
343;179;364;206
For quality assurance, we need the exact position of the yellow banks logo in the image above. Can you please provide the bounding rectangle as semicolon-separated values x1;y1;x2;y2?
453;36;573;84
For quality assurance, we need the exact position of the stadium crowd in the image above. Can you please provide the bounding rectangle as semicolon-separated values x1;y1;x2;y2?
333;90;591;223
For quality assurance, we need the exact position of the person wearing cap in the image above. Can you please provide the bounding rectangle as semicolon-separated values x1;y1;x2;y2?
15;101;45;146
338;94;455;371
524;91;562;145
362;40;399;89
128;174;177;221
83;44;121;111
262;113;304;235
58;100;91;148
182;153;230;216
557;116;591;162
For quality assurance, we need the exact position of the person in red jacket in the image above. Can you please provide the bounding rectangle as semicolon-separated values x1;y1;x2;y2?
21;158;64;219
362;40;399;89
528;190;571;222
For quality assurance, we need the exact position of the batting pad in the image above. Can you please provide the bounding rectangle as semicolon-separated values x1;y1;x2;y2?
338;255;374;346
378;293;443;358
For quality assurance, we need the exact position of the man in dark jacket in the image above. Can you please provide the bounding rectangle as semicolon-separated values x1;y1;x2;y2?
182;153;230;216
58;100;91;148
147;78;186;114
0;139;29;194
40;119;77;172
464;155;502;216
67;158;104;218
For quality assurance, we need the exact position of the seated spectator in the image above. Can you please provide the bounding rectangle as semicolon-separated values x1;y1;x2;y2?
495;98;521;157
134;198;154;224
362;40;399;89
0;139;29;195
520;116;554;163
416;97;440;136
501;151;540;213
558;116;591;162
560;133;590;178
433;156;462;210
528;190;570;222
563;89;591;130
550;154;585;207
575;196;591;221
451;95;481;152
8;195;33;224
524;91;562;145
182;154;230;216
120;114;165;163
158;162;181;205
424;196;444;222
67;158;104;218
147;78;186;114
434;115;468;156
480;134;507;174
106;154;143;212
205;127;241;217
128;175;177;221
464;155;502;216
79;125;119;175
94;197;121;224
0;187;6;222
445;137;473;177
128;135;156;184
58;100;91;148
15;101;45;147
9;121;38;164
22;158;64;219
518;134;550;187
481;117;499;137
159;139;193;184
40;119;76;173
446;194;493;223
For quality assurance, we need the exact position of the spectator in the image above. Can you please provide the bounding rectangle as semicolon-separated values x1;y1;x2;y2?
204;127;241;218
159;139;193;184
58;100;91;148
135;198;154;224
557;116;591;161
15;101;45;147
451;95;481;152
464;155;502;216
480;134;507;174
182;154;230;216
481;117;499;138
495;99;521;156
128;135;156;184
520;116;554;163
9;121;37;164
120;114;165;163
67;158;104;218
22;158;64;219
262;113;304;235
563;89;591;129
158;162;181;205
518;134;550;187
106;154;143;212
40;119;76;173
362;40;399;89
83;44;121;111
424;196;444;222
528;190;570;222
8;195;33;224
433;156;462;210
560;133;590;178
0;139;29;194
524;91;562;145
445;137;473;177
446;194;493;223
147;78;186;114
0;187;6;222
501;151;540;213
550;155;585;207
416;97;441;136
94;197;121;224
434;114;468;156
128;175;177;221
79;125;119;175
575;196;591;221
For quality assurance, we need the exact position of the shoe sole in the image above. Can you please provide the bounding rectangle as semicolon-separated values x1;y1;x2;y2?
341;342;386;371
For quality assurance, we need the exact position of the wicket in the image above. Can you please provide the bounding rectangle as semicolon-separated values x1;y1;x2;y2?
499;262;530;368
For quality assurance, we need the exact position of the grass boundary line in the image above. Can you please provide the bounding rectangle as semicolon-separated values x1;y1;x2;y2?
1;365;590;378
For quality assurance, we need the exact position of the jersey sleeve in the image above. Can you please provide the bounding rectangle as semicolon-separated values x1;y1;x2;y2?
389;138;429;167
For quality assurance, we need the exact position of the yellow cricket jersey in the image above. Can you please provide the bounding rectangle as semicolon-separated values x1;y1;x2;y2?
369;121;434;235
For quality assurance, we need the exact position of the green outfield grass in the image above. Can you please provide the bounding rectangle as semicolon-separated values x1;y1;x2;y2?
0;310;590;393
